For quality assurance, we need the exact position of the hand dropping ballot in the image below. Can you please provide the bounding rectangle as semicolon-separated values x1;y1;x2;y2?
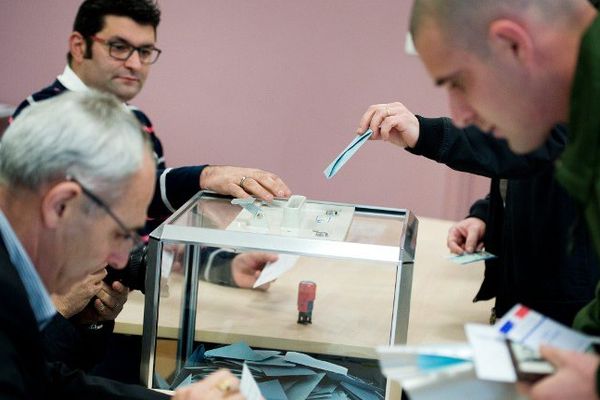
324;129;373;179
253;254;300;289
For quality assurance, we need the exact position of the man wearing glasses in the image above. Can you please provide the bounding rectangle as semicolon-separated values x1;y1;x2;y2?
11;0;286;376
0;89;245;400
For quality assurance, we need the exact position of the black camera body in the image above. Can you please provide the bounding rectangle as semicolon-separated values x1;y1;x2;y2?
104;244;148;293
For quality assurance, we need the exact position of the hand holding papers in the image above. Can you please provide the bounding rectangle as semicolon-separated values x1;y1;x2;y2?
377;305;599;399
324;129;373;179
253;254;299;289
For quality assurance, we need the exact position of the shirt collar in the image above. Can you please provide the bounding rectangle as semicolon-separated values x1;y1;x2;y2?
57;65;90;93
57;65;132;114
0;210;56;330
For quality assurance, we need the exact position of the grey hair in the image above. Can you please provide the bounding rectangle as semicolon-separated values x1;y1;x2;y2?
0;90;151;204
410;0;585;55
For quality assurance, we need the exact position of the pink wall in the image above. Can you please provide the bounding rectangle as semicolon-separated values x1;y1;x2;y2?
0;1;488;221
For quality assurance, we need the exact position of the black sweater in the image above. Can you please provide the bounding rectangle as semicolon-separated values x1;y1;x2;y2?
410;117;600;325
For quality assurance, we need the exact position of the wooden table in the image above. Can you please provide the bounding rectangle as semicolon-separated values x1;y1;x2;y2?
116;217;492;349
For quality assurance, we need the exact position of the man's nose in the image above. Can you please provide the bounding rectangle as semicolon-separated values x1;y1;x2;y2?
448;92;477;128
124;50;143;70
107;249;131;270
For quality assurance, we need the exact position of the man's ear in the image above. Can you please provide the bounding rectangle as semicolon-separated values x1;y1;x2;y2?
41;181;81;229
69;32;88;64
489;19;534;66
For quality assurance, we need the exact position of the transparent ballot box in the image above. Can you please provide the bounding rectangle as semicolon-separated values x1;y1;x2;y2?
140;191;418;399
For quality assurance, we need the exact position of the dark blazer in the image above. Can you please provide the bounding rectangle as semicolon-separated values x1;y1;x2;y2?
0;238;169;399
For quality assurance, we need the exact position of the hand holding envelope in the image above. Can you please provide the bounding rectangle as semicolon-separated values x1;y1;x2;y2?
324;129;373;179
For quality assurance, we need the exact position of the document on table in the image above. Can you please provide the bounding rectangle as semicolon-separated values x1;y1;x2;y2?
324;129;373;179
253;254;300;288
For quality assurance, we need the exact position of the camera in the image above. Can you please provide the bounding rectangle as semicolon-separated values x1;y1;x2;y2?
104;244;148;293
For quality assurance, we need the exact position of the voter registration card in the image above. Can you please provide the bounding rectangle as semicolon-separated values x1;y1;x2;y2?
496;304;594;353
447;250;496;265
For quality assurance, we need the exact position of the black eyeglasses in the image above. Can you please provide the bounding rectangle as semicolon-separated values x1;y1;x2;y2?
67;176;144;249
91;35;162;65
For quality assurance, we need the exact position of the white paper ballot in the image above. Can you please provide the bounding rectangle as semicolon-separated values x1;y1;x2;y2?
241;363;263;400
253;254;300;288
496;304;594;353
465;323;516;382
377;344;523;400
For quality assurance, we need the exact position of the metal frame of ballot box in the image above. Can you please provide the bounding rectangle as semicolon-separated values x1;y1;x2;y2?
139;191;418;397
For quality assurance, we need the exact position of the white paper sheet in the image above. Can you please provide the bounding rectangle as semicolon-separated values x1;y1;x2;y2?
253;254;300;288
465;323;516;382
241;363;263;400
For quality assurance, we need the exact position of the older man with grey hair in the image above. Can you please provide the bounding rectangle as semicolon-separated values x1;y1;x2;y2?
0;90;243;399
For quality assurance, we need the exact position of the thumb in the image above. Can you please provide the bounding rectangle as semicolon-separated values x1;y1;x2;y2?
464;226;481;253
539;345;567;367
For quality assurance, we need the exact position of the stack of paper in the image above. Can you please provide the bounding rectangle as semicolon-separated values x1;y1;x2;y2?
376;304;600;399
170;342;385;400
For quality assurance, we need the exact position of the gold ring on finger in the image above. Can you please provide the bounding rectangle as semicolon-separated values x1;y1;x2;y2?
216;379;233;393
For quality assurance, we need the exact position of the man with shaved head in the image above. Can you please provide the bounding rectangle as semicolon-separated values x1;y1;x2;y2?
410;0;600;398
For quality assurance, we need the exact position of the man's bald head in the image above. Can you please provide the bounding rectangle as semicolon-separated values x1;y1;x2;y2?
410;0;585;56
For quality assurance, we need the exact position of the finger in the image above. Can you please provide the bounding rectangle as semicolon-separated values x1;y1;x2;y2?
251;252;278;264
238;177;274;202
356;105;379;134
253;173;291;199
516;382;533;395
264;253;278;263
96;290;121;310
227;181;253;200
476;242;485;252
95;298;107;314
447;242;465;254
95;297;123;320
447;229;466;254
91;268;108;281
368;107;388;139
111;280;130;293
539;345;567;367
379;115;408;147
464;226;481;253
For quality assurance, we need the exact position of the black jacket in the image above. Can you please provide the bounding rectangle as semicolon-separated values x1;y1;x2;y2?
410;117;600;325
0;239;169;399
